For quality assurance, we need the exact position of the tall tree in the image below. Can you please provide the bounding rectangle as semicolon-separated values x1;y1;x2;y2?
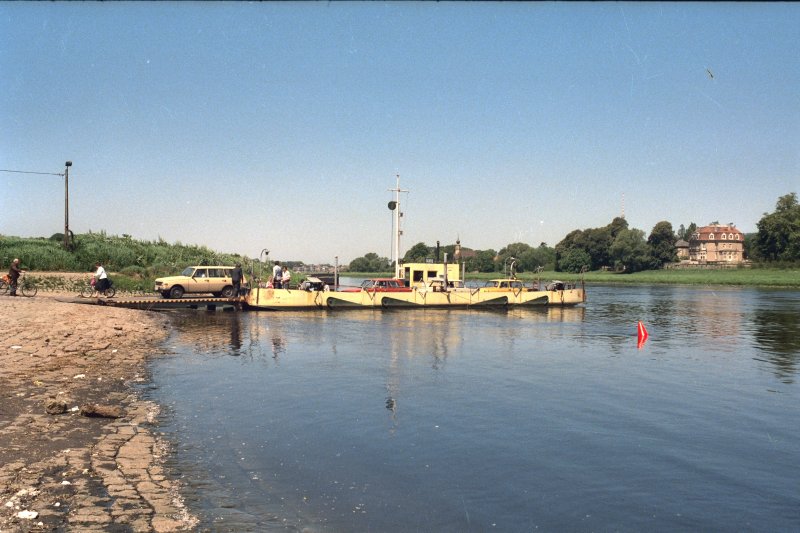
608;216;629;238
530;243;556;271
755;193;800;261
610;228;651;273
583;227;613;270
403;242;432;263
559;248;591;273
555;219;626;271
465;250;497;272
648;221;678;268
497;242;534;272
675;222;697;241
743;233;757;260
349;252;391;272
555;229;585;272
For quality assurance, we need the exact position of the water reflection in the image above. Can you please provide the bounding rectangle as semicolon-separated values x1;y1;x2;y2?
749;296;800;383
270;334;285;358
151;286;800;532
385;337;401;434
167;310;241;356
168;310;299;361
165;287;800;384
229;314;241;354
508;305;585;323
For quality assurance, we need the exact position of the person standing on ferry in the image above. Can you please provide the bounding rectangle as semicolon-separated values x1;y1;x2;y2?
232;263;244;297
282;266;291;289
272;261;283;289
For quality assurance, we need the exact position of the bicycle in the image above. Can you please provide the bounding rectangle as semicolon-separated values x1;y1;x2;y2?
0;273;38;297
80;277;116;298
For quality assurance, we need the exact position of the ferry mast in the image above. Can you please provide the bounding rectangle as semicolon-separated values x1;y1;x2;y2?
388;174;409;279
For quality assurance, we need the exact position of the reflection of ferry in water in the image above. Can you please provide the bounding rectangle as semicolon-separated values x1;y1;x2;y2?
245;177;585;311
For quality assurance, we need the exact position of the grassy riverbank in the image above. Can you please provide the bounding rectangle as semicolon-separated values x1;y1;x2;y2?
518;268;799;287
23;266;800;295
347;268;800;288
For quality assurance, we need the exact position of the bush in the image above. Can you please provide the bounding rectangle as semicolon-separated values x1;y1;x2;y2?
119;265;147;279
0;237;82;271
2;232;250;280
558;248;591;273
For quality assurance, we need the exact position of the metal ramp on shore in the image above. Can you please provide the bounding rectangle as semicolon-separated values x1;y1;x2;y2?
67;296;244;311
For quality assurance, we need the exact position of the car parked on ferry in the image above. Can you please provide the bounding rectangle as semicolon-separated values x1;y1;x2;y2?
482;279;529;291
340;278;413;293
154;266;237;299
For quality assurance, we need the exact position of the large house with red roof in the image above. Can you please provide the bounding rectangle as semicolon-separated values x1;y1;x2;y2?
688;224;745;264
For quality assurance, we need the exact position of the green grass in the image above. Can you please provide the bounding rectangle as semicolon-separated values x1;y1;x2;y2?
535;268;799;287
1;232;251;296
347;268;800;288
1;232;248;275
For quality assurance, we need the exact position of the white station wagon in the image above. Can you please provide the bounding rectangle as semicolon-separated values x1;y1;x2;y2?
154;266;237;299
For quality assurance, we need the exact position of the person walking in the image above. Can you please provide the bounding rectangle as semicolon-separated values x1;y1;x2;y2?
8;258;24;296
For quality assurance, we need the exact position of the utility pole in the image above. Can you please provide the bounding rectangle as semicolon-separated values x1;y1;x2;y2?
64;161;72;249
0;163;73;246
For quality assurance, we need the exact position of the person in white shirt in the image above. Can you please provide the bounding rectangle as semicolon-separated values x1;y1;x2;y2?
282;267;291;289
93;262;109;296
272;261;283;289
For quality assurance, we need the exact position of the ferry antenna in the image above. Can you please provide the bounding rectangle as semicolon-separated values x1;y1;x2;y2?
388;174;409;279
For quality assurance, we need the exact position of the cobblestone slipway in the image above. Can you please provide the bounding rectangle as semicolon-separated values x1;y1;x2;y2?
0;293;197;532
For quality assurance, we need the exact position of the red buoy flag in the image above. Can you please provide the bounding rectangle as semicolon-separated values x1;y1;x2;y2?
637;321;649;348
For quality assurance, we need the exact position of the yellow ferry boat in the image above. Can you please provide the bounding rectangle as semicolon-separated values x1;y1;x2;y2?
244;262;584;311
321;262;584;309
245;176;585;311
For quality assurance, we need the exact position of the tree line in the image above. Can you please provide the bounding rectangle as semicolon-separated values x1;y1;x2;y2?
347;191;800;273
750;193;800;262
3;192;796;276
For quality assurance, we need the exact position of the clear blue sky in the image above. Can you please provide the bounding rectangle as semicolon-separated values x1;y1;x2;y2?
2;2;798;264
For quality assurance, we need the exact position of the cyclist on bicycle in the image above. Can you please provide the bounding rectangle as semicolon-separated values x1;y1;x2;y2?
93;262;111;297
8;258;25;296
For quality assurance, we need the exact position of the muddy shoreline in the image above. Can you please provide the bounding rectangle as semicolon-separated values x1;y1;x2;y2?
1;292;198;532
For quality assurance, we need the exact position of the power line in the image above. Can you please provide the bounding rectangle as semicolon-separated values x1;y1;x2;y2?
2;163;73;249
0;168;64;177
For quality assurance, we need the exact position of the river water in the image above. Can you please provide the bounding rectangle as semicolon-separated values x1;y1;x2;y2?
147;283;800;532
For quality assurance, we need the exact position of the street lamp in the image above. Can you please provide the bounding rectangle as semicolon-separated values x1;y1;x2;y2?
260;249;270;283
63;161;72;249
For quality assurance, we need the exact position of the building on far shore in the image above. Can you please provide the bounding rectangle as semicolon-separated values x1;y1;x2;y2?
675;239;690;260
688;223;745;264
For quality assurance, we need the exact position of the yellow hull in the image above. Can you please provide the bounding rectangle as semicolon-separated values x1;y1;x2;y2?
245;287;585;310
541;288;585;306
245;288;327;310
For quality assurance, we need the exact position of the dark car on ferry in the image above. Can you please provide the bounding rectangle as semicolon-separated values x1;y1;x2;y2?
341;278;412;293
